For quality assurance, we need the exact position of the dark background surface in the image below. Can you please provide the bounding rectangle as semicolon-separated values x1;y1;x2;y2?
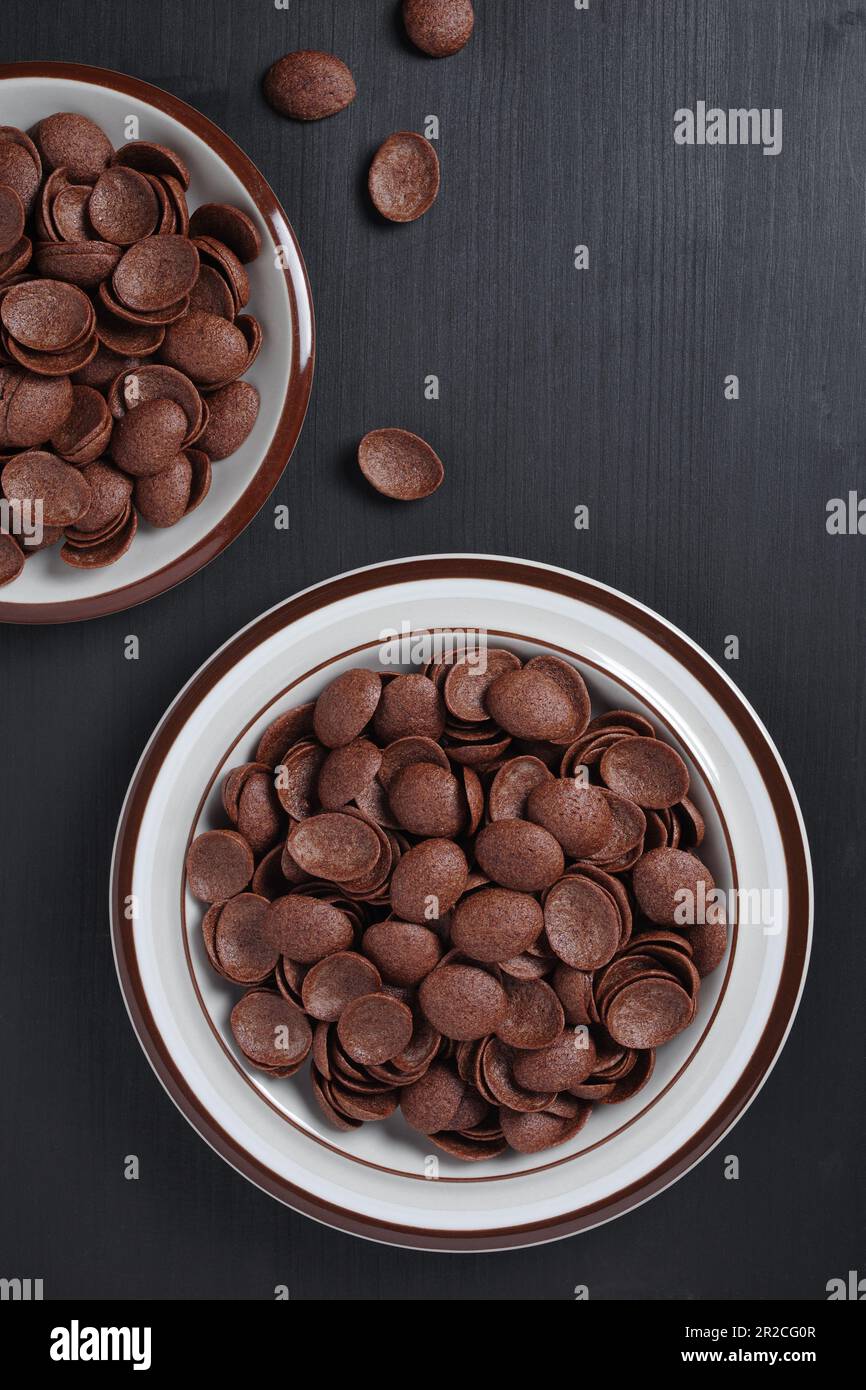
0;0;862;1301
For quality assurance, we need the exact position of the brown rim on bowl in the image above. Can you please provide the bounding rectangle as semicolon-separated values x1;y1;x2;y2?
181;630;739;1185
0;61;315;626
111;557;811;1251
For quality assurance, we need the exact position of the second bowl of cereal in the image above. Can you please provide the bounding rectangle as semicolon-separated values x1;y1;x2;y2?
0;62;313;623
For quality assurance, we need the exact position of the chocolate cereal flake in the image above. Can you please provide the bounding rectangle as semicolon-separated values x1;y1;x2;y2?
403;0;475;57
263;51;357;122
368;132;440;223
358;427;444;501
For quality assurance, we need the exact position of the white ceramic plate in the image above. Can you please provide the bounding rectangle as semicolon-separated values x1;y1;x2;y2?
111;556;811;1250
0;62;313;624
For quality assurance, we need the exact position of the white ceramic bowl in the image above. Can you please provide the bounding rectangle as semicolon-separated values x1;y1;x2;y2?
111;556;811;1250
0;62;313;624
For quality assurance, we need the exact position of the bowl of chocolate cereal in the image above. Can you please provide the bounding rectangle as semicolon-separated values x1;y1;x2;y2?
112;555;811;1250
0;62;313;623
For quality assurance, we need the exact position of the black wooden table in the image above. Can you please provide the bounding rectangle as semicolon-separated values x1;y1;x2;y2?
0;0;861;1299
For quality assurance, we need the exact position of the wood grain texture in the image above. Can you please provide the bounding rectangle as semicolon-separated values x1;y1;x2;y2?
0;0;862;1299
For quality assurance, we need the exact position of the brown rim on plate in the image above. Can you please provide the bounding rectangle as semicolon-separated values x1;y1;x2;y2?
180;630;739;1184
110;557;812;1251
0;62;314;626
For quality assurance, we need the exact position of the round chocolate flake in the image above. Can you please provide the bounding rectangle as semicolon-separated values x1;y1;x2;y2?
485;667;578;743
524;654;591;741
337;992;414;1065
263;51;357;122
1;279;92;352
134;455;194;528
499;1105;589;1155
358;428;444;500
113;362;200;427
374;673;445;742
50;385;111;465
527;779;614;858
400;1061;465;1134
632;847;716;927
111;397;188;477
686;920;728;977
113;235;199;312
212;893;277;983
443;647;520;722
35;113;113;183
486;755;551;821
68;461;132;535
318;738;382;810
418;964;507;1040
512;1029;597;1092
314;668;382;748
600;736;691;809
186;829;254;902
3;370;74;448
377;735;449;788
267;894;354;964
362;919;443;986
474;819;564;893
388;761;465;837
451;887;543;963
368;133;440;223
60;507;138;568
198;380;259;460
287;812;381;882
231;989;312;1070
51;180;92;241
256;703;315;767
274;744;326;823
87;167;159;245
389;838;468;923
0;129;41;214
112;141;190;188
403;0;475;57
495;977;564;1050
188;203;262;263
544;876;622;971
375;675;444;745
605;976;694;1049
594;787;647;862
160;308;248;387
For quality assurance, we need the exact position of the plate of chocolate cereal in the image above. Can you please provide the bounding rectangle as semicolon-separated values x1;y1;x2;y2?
0;62;313;623
112;556;811;1250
